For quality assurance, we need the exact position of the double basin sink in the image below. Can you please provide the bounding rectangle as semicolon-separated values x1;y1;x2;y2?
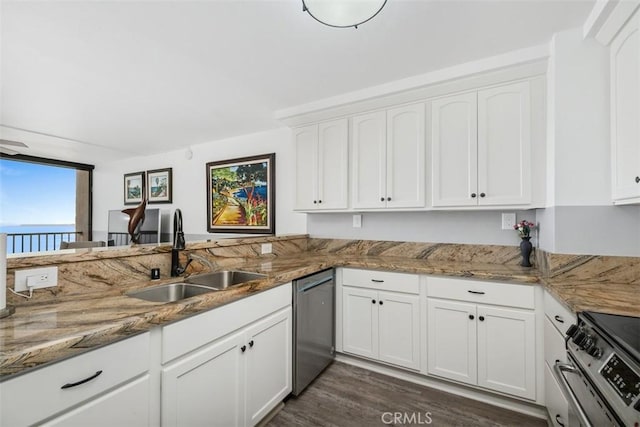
127;270;266;303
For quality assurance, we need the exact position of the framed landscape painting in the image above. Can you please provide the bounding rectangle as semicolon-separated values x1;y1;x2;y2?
206;153;275;234
124;171;145;205
147;167;172;204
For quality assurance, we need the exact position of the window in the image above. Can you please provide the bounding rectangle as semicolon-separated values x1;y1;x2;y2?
0;154;94;253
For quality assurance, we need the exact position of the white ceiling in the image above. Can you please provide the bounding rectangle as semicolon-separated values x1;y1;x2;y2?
1;0;594;163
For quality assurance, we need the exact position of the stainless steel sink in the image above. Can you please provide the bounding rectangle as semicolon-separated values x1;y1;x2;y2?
127;283;217;303
185;270;267;290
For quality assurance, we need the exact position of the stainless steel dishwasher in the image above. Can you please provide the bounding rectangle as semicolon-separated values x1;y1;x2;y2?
292;269;335;396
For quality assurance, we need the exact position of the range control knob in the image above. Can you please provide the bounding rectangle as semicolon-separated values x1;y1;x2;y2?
572;331;586;345
566;324;579;338
587;346;603;359
581;337;595;351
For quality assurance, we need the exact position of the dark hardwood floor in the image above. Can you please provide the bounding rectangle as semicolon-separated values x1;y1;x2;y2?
267;362;546;427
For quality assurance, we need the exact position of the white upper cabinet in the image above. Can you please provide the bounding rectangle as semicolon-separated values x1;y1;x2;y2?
352;104;425;209
431;92;478;207
430;81;532;207
611;10;640;204
351;111;387;209
294;119;349;211
478;82;531;206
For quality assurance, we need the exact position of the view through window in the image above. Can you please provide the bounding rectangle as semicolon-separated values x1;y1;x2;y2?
0;155;94;253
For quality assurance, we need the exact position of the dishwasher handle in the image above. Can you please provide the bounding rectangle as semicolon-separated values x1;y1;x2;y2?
297;276;333;293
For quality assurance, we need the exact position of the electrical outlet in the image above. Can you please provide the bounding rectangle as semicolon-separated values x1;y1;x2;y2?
15;267;58;292
352;214;362;228
261;243;272;255
502;213;516;230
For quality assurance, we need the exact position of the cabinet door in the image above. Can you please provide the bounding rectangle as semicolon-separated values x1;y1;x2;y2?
611;11;640;202
544;362;570;427
245;307;292;427
427;298;477;385
162;332;245;427
342;287;379;359
431;92;478;207
386;103;426;208
351;111;387;209
477;81;531;205
318;119;349;210
377;291;420;370
476;305;536;400
42;376;151;427
294;125;319;210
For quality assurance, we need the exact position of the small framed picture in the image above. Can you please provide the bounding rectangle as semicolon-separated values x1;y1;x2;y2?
147;168;173;204
124;171;145;205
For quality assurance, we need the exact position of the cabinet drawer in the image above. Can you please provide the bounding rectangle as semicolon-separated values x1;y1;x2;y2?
544;361;569;427
341;268;419;294
426;276;534;309
162;283;292;363
544;291;576;335
1;332;150;427
544;316;568;367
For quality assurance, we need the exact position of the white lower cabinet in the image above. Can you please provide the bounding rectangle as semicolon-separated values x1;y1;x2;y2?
0;332;151;427
342;276;420;370
43;375;151;427
162;331;245;427
161;286;292;427
426;277;537;400
543;290;575;426
427;298;478;384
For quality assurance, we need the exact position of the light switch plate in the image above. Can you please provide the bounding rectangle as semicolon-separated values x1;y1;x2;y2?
502;213;516;230
261;243;272;255
352;214;362;228
15;267;58;292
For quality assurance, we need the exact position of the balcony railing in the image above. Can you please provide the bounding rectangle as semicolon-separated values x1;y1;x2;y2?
6;231;83;254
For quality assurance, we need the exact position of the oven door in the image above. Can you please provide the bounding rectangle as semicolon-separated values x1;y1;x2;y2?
553;355;617;427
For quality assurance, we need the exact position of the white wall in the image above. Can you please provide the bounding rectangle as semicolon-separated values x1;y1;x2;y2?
308;211;537;246
549;28;610;206
539;27;640;256
93;127;306;242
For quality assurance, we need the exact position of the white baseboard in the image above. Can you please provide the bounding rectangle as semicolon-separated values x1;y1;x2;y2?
335;353;547;420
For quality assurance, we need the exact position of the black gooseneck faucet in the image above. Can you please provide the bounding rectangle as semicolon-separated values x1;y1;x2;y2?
171;209;191;276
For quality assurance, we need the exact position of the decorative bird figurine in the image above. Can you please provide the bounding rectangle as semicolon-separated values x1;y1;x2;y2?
122;197;147;244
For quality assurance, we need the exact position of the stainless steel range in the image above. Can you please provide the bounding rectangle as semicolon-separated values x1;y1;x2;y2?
555;311;640;426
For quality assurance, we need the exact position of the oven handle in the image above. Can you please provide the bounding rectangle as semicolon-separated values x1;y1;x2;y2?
553;361;593;427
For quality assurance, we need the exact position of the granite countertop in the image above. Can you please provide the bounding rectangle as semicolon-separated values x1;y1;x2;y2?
0;253;635;380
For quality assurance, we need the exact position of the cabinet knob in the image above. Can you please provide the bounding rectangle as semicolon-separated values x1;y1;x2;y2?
469;314;474;320
249;340;254;348
636;176;640;183
313;200;317;204
380;197;385;202
372;299;376;304
479;316;485;321
379;300;383;305
480;193;486;198
241;345;247;353
387;197;391;201
318;200;322;204
471;193;477;198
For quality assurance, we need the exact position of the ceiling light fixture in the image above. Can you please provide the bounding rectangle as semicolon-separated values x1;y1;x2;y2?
302;0;387;29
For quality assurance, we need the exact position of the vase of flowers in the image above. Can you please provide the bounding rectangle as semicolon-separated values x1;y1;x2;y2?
514;220;536;267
